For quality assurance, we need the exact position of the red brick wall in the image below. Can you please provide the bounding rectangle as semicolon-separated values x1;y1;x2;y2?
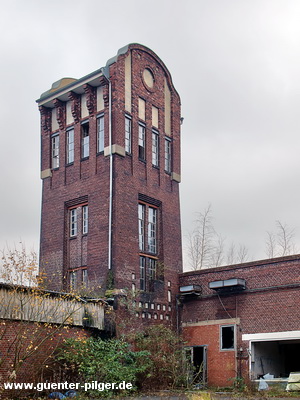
0;319;90;396
180;255;300;386
183;324;236;387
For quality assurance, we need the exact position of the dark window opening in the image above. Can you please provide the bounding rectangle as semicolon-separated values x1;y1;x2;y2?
221;325;234;350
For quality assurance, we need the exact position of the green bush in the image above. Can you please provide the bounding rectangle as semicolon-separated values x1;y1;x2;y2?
134;325;186;389
57;337;151;397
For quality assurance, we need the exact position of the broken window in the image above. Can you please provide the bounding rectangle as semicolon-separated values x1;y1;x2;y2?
221;325;235;350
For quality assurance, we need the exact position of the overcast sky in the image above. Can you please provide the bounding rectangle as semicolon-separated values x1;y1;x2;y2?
1;0;300;269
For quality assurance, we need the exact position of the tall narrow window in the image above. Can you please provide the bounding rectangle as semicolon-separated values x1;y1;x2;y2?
140;256;146;291
165;137;171;173
152;130;159;166
148;258;156;280
81;123;89;158
148;207;157;253
51;134;59;169
70;208;77;237
66;128;74;164
138;124;146;160
97;115;104;153
82;269;88;286
125;116;132;154
70;271;77;290
82;205;88;234
138;204;145;251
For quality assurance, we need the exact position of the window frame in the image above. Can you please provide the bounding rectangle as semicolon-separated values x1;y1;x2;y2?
70;270;77;290
81;121;89;159
138;123;146;161
82;205;88;235
152;130;159;167
125;115;132;154
147;207;157;254
70;208;78;237
82;269;88;287
97;114;104;153
138;204;145;251
220;325;235;351
66;128;74;165
140;256;146;291
164;137;172;173
51;133;60;169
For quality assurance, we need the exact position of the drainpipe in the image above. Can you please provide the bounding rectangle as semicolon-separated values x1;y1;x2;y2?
108;79;113;270
102;67;113;271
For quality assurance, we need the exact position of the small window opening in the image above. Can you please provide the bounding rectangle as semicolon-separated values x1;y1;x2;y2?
221;325;235;350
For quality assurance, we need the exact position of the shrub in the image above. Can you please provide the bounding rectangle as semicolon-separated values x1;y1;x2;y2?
56;337;151;397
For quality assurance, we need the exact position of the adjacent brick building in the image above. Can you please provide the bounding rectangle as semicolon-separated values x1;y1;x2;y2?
37;44;182;324
179;255;300;387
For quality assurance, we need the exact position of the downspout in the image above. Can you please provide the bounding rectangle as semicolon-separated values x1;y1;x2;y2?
102;67;113;271
108;78;112;270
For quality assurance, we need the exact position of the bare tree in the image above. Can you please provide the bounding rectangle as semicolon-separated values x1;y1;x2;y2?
187;206;250;269
265;221;297;258
237;244;248;263
211;234;225;267
265;231;276;258
187;205;215;270
226;242;236;265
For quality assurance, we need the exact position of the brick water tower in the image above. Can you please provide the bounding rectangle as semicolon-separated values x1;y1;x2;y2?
37;44;182;323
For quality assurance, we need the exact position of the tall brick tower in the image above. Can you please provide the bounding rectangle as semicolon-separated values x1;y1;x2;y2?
37;44;182;322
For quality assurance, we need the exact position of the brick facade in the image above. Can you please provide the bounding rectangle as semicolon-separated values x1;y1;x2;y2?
37;44;182;325
0;319;90;397
179;255;300;386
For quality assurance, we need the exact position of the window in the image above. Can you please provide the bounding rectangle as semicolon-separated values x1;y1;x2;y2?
221;325;235;350
97;115;104;153
165;137;171;173
140;256;146;291
70;271;77;290
148;258;156;280
138;203;158;254
138;124;146;160
82;205;88;234
81;122;89;158
152;130;159;166
82;269;88;286
66;128;74;164
125;116;132;153
69;204;88;237
139;256;157;291
51;134;59;169
138;204;145;251
148;207;157;253
138;199;160;291
70;208;77;237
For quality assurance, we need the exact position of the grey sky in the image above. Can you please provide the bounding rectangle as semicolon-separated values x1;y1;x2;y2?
1;0;300;268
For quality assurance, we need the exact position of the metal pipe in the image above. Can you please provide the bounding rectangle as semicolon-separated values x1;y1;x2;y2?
108;79;112;270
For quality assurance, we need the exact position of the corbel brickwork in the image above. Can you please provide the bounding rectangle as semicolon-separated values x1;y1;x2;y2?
99;76;109;107
84;84;96;116
53;99;66;130
68;91;81;123
39;106;51;133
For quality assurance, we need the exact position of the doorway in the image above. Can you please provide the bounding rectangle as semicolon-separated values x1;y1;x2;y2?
185;346;207;387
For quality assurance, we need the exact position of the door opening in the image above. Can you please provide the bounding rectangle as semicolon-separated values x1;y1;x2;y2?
185;346;207;387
